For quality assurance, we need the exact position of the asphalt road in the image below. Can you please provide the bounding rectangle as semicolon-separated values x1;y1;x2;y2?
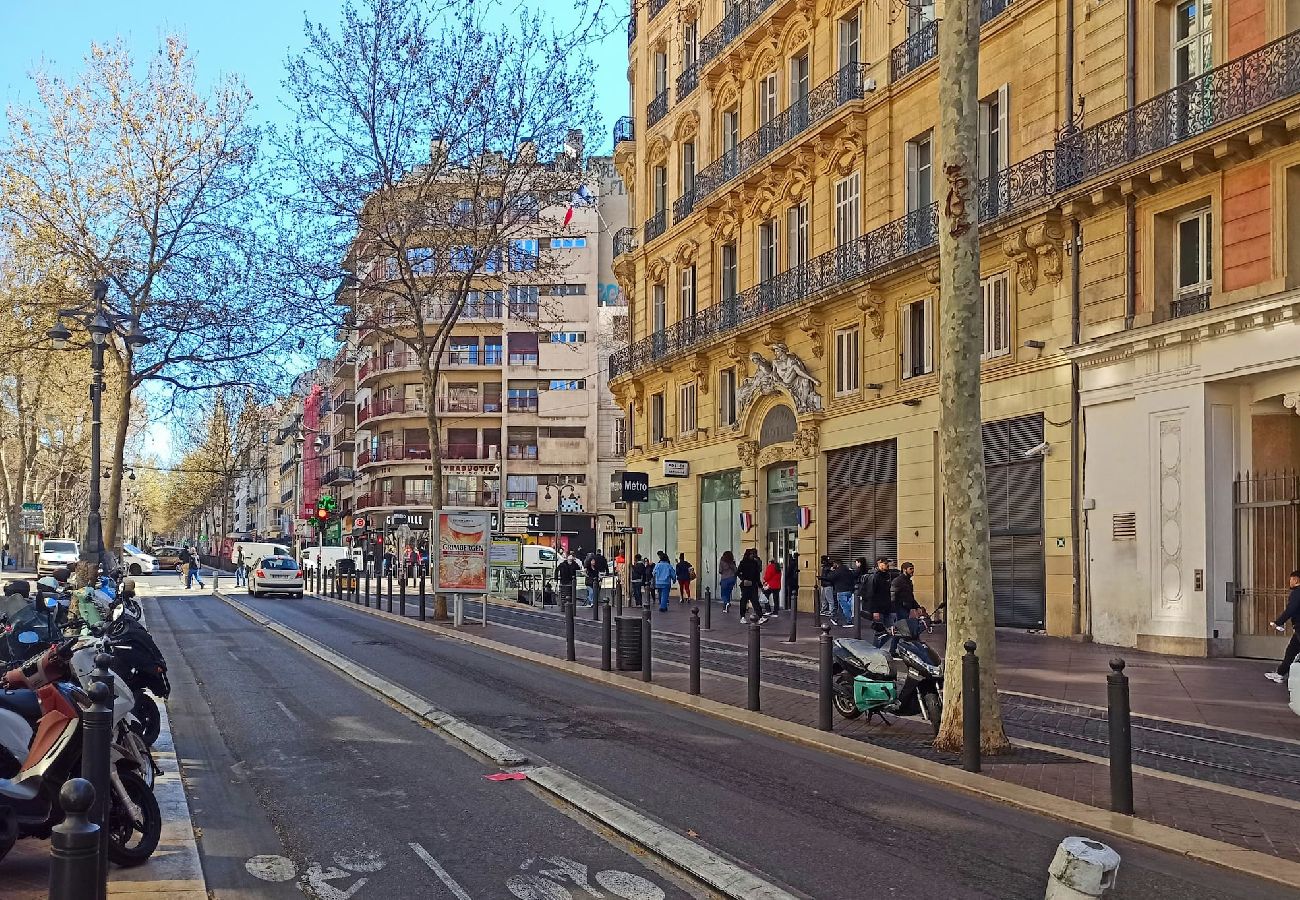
150;592;699;900
149;589;1297;900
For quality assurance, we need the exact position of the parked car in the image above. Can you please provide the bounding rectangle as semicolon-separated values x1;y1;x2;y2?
149;546;184;571
247;556;305;598
120;543;158;576
37;538;80;575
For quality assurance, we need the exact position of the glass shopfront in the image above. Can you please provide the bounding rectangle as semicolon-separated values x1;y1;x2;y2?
699;469;741;597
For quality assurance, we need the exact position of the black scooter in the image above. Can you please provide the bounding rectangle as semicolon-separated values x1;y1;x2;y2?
831;619;944;733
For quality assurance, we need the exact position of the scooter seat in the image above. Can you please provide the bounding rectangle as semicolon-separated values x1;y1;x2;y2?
0;688;40;722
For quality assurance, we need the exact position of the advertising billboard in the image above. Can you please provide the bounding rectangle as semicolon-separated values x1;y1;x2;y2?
432;510;491;594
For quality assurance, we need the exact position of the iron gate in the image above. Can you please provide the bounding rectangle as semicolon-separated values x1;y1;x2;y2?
1233;471;1297;657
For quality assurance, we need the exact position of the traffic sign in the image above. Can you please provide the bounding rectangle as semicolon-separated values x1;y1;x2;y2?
20;502;44;531
353;517;366;529
620;472;649;503
503;512;529;534
503;499;529;510
617;526;642;535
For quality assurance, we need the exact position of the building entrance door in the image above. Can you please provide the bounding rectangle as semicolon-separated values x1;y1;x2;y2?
765;526;799;607
1233;471;1296;658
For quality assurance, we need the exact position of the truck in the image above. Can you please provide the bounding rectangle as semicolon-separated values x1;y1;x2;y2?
301;546;364;573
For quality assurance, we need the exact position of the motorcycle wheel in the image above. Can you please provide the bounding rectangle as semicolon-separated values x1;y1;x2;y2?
119;728;155;789
921;690;942;735
107;770;161;867
131;694;161;748
0;805;16;862
833;674;862;719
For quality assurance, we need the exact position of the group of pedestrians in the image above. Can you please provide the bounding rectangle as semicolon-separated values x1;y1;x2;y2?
175;545;205;590
818;555;920;629
554;547;612;608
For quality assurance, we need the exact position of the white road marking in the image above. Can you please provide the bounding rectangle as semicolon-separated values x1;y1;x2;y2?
507;875;574;900
594;870;665;900
302;862;369;900
334;848;387;872
245;854;297;882
273;700;301;724
410;842;475;900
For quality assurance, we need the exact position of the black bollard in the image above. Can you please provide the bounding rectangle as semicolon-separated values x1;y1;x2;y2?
962;641;981;773
48;778;100;900
399;576;406;617
83;654;115;900
591;585;600;621
419;573;427;620
641;607;652;682
854;594;863;641
818;623;833;731
364;566;371;608
601;602;612;672
689;607;701;696
703;586;712;630
387;568;394;612
747;618;761;711
1108;658;1134;814
615;578;623;616
786;590;798;643
564;601;576;662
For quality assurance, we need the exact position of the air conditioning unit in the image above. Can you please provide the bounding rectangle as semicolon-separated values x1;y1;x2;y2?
488;445;499;459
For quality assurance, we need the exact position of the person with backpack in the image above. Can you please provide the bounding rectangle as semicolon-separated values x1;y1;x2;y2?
629;554;647;608
675;553;695;602
652;551;675;612
737;548;767;624
718;550;738;612
817;555;834;619
556;552;580;608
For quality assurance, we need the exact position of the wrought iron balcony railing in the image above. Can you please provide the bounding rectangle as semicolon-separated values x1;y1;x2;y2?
611;151;1057;379
649;0;668;20
323;466;356;486
980;0;1014;22
676;61;700;103
643;209;667;245
627;15;637;45
699;0;778;67
647;89;670;128
613;116;635;145
680;63;867;222
1170;290;1212;320
613;226;638;257
891;20;940;83
1056;28;1300;189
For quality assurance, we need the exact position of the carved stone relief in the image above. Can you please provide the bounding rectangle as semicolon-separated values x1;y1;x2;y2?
1157;419;1183;611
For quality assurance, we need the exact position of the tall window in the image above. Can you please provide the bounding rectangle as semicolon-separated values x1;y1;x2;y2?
838;11;861;67
790;52;810;103
653;50;668;95
907;131;934;213
652;166;667;215
1175;206;1213;315
786;201;809;269
613;416;628;456
981;272;1011;359
978;86;1009;180
834;326;860;395
719;368;737;427
835;173;861;246
721;107;739;153
680;265;696;319
682;142;696;196
758;219;779;282
759;72;778;126
720;243;738;301
650;392;666;444
683;20;698;68
910;0;936;34
678;383;697;435
1173;0;1213;84
652;283;667;332
901;297;934;379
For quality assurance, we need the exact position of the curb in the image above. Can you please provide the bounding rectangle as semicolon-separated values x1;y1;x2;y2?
307;591;1300;891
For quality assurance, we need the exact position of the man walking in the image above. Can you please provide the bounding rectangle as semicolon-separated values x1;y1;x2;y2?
864;557;894;626
817;555;834;619
556;551;580;608
584;549;609;607
1266;570;1300;683
737;548;767;624
891;562;918;622
830;559;857;627
234;549;246;587
629;554;647;608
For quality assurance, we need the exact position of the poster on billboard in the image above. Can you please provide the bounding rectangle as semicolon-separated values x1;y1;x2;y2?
490;537;523;566
432;509;492;594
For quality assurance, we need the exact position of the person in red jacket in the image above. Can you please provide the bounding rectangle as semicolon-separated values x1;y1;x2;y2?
762;558;782;616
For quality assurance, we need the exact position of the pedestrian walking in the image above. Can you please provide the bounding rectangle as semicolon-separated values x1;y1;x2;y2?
737;548;767;623
718;550;737;612
629;554;647;608
584;549;609;607
652;551;675;612
784;551;799;611
891;562;918;622
234;549;246;587
1266;570;1300;684
556;552;580;607
761;558;782;616
675;553;695;602
830;559;857;627
864;557;893;627
817;555;834;618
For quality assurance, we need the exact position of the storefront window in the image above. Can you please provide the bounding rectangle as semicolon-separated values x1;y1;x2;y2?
639;485;678;562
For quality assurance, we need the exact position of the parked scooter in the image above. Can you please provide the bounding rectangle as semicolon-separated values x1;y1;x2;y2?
831;620;945;733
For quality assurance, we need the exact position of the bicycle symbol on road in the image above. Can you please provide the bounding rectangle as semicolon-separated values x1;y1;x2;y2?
506;855;665;900
246;849;385;900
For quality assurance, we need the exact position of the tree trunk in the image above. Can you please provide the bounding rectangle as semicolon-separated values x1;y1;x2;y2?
102;364;134;553
422;357;449;620
932;0;1010;754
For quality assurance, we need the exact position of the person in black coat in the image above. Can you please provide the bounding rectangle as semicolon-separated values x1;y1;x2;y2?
629;554;647;607
736;548;766;623
784;552;799;611
556;553;580;607
864;557;894;625
1267;569;1300;683
891;562;918;621
583;551;609;607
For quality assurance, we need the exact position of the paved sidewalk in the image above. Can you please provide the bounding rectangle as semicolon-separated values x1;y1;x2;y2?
320;588;1300;867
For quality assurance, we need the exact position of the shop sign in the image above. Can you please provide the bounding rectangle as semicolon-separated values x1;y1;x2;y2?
662;459;689;478
443;462;500;477
620;471;650;502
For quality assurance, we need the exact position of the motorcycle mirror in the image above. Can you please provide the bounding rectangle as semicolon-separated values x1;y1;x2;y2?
44;597;58;611
17;630;40;644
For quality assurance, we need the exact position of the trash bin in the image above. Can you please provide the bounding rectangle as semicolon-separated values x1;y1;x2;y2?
615;616;642;671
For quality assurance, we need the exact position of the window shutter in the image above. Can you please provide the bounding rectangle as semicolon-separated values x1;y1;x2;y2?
922;297;934;373
997;84;1010;170
977;102;991;180
906;141;919;210
900;304;912;377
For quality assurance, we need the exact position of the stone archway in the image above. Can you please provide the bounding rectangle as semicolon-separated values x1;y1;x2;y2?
758;405;796;447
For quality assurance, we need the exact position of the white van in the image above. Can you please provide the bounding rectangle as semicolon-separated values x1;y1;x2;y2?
522;544;558;576
232;541;293;569
37;539;80;576
302;546;363;572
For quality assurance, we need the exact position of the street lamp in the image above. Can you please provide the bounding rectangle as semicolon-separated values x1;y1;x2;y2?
543;482;580;557
48;278;151;569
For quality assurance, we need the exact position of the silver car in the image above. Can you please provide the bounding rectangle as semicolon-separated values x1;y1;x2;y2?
247;556;304;598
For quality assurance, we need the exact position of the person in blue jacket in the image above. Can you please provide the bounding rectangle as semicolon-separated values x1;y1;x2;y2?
652;551;675;612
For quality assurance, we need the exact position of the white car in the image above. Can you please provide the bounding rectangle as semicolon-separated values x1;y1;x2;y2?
120;543;158;576
37;539;80;576
247;556;305;598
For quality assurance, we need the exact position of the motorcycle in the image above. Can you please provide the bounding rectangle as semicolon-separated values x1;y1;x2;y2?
831;621;945;733
0;638;161;865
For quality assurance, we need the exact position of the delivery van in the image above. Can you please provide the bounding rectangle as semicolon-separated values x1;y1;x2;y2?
301;546;364;572
232;541;293;568
522;544;558;576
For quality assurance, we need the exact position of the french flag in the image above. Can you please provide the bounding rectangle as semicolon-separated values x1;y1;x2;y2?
797;506;813;529
738;511;754;532
562;184;593;227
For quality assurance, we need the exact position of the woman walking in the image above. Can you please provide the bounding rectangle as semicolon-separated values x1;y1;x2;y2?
652;551;675;612
761;558;782;616
675;553;695;602
737;548;767;624
717;550;737;612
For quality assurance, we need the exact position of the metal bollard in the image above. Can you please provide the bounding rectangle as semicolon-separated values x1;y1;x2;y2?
364;566;371;608
564;601;576;662
786;591;798;643
747;618;761;711
819;623;833;731
48;778;101;900
213;568;220;592
1107;659;1134;815
399;576;406;617
962;640;981;773
615;578;623;616
591;586;600;621
387;569;394;612
703;586;712;630
1045;837;1121;899
689;607;701;695
419;573;426;620
853;595;863;641
641;607;652;682
601;602;612;671
84;654;115;900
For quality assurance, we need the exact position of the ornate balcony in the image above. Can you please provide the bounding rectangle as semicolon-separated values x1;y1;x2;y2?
1170;290;1212;320
355;397;426;425
1056;28;1300;190
680;63;867;221
891;20;940;83
610;150;1057;380
648;0;668;20
643;209;667;245
676;61;700;103
627;16;636;45
699;0;778;68
647;89;670;128
613;116;635;145
356;441;432;467
323;466;356;487
613;226;638;258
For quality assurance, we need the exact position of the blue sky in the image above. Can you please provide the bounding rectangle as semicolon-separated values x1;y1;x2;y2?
0;1;630;152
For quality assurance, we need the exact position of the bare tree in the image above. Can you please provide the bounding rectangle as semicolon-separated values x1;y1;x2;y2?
280;0;601;616
933;0;1010;752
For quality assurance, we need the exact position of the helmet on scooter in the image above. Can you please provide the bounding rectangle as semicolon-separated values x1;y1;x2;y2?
2;580;29;597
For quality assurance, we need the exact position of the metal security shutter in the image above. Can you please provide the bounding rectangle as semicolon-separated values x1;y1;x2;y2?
825;440;898;567
983;414;1045;628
